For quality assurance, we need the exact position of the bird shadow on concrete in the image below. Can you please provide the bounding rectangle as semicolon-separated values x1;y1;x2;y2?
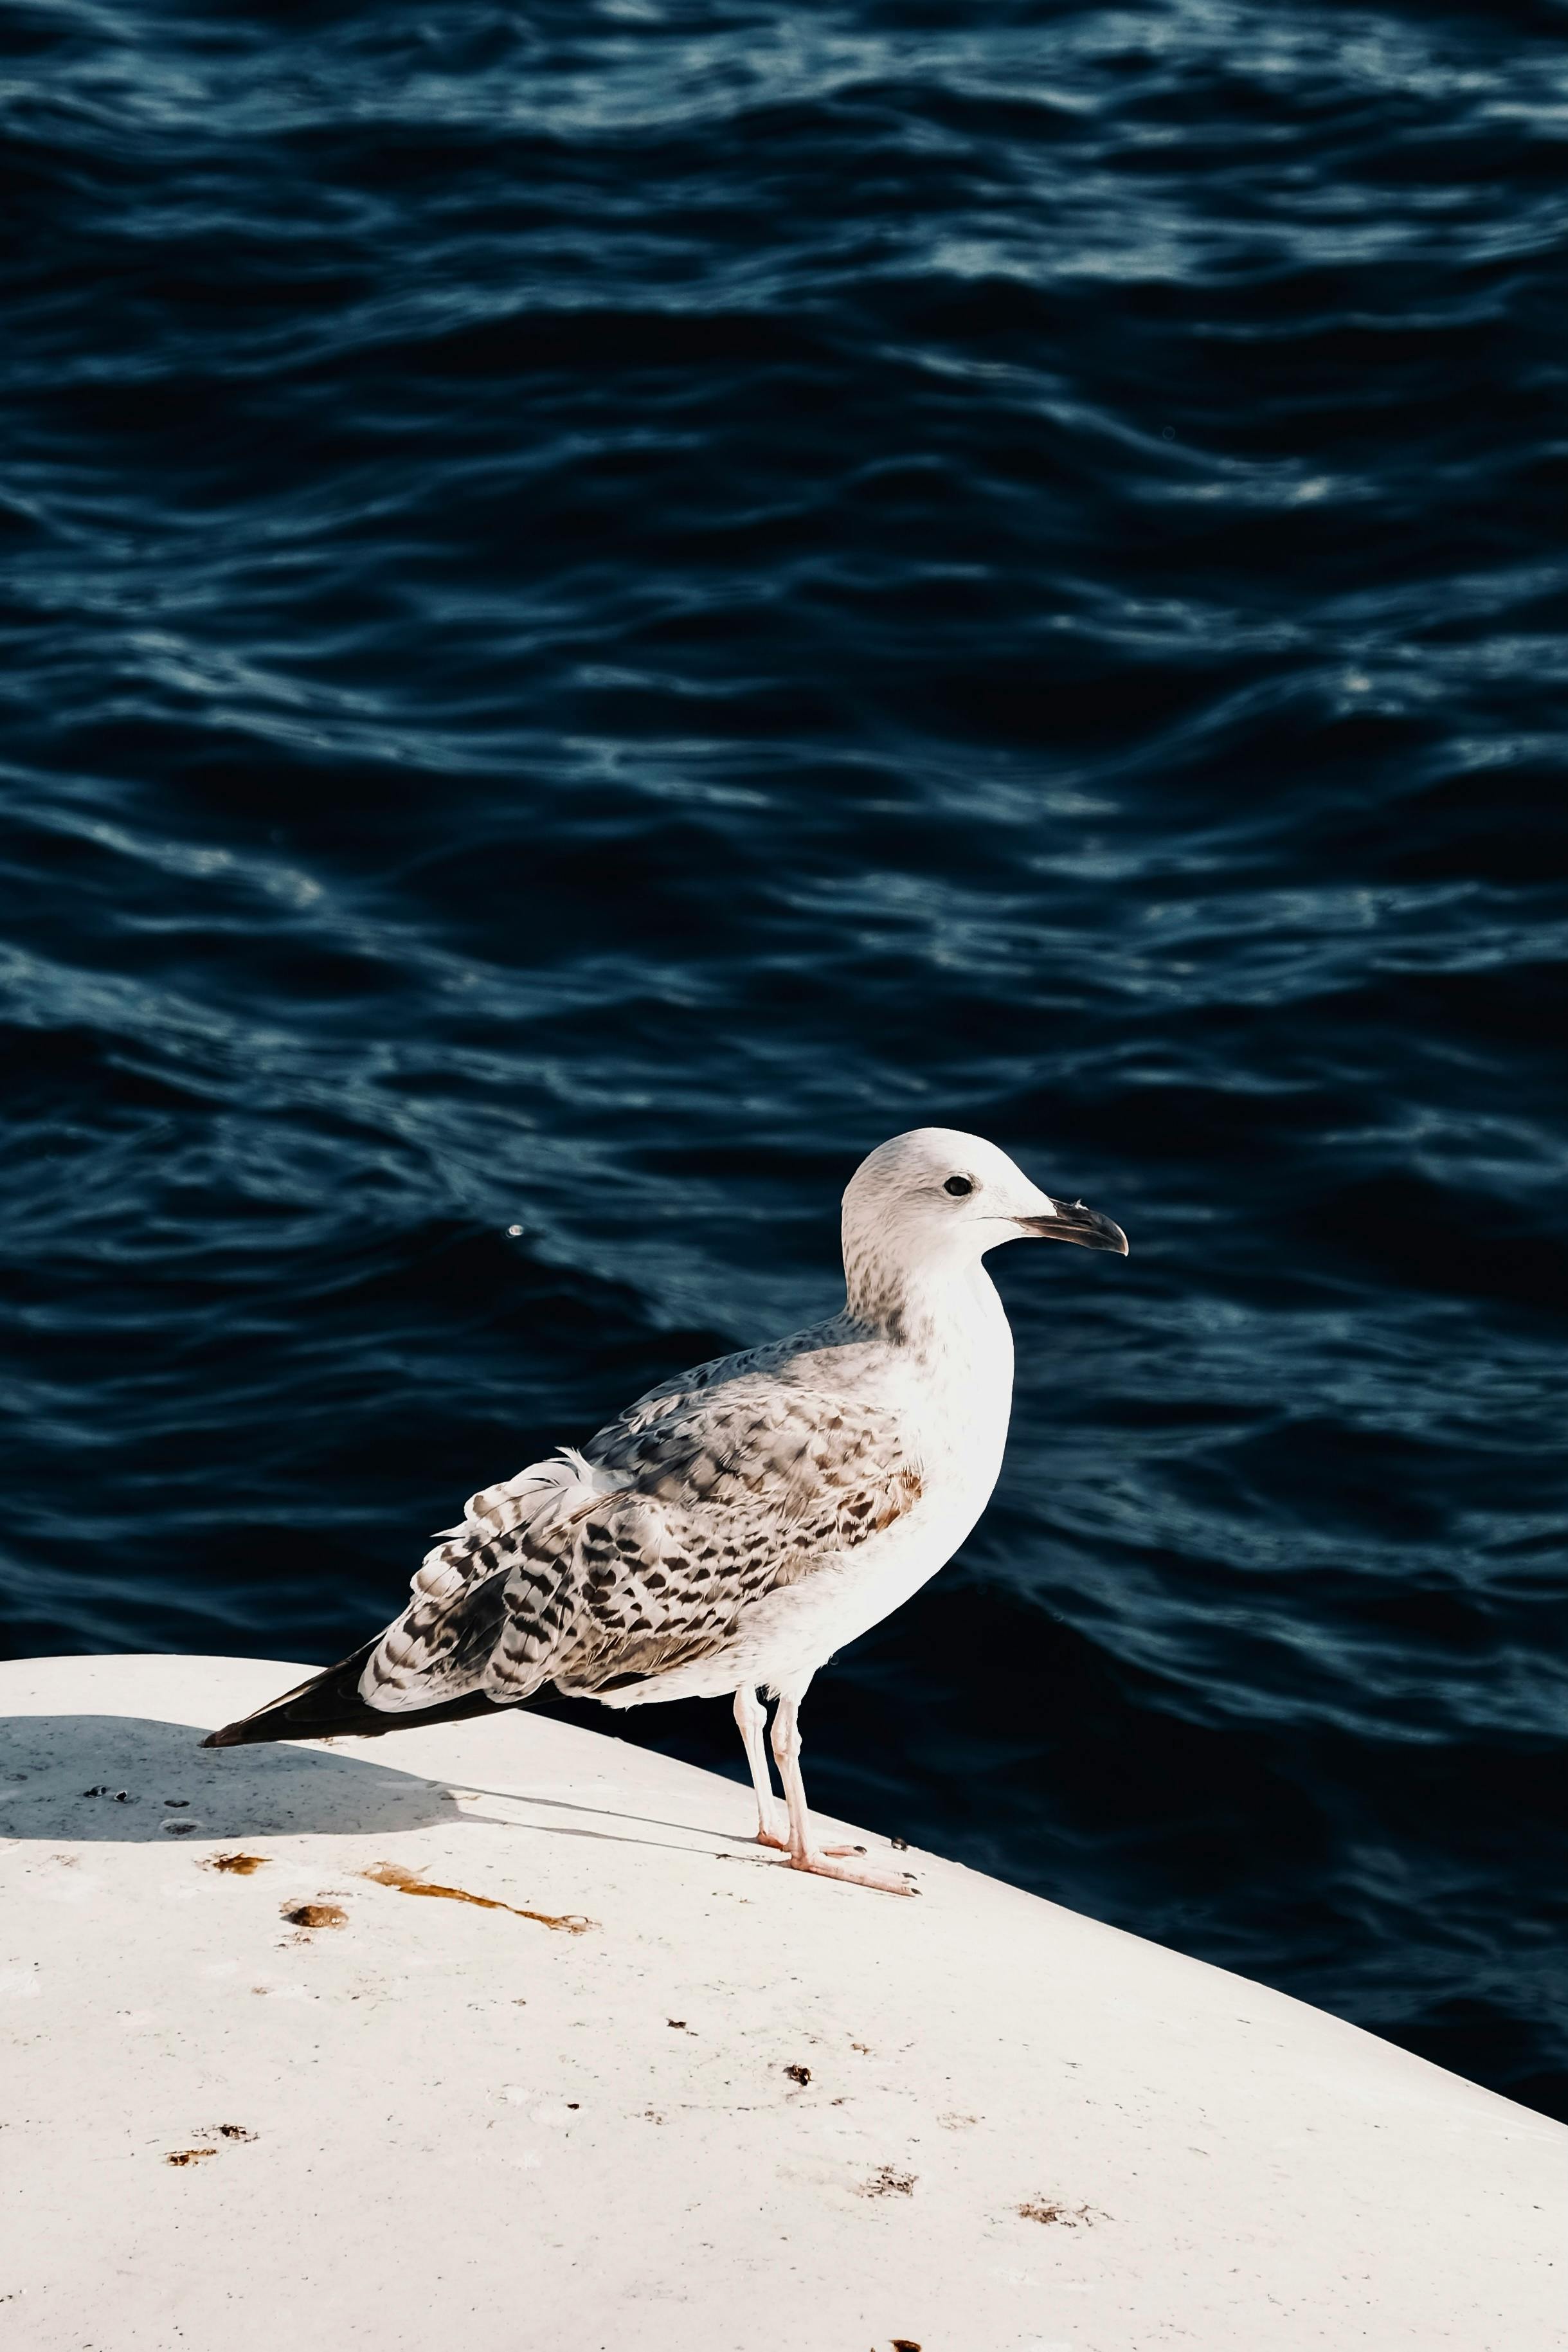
0;1713;764;1861
0;1714;463;1843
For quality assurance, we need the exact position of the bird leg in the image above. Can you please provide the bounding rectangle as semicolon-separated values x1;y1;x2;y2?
733;1683;788;1849
735;1681;860;1861
770;1690;915;1895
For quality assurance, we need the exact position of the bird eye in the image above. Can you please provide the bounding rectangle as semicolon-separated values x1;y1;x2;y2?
944;1175;974;1197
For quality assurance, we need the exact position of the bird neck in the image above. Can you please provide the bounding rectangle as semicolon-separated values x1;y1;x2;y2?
843;1242;1011;1370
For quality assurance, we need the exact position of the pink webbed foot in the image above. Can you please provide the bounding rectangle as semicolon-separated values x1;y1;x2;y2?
784;1847;918;1895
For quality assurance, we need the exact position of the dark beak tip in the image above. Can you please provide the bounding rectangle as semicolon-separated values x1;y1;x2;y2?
1023;1200;1130;1256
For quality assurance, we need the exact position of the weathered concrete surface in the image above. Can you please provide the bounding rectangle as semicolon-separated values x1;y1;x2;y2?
1;1652;1562;2351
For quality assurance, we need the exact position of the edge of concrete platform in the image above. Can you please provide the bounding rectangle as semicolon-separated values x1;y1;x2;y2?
2;1652;1562;2352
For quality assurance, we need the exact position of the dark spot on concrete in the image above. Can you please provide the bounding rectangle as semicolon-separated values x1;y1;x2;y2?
1018;2198;1095;2227
165;2149;216;2167
209;1852;267;1874
217;2124;257;2141
667;2018;688;2030
282;1902;347;1929
891;2339;923;2350
784;2064;811;2086
859;2166;915;2198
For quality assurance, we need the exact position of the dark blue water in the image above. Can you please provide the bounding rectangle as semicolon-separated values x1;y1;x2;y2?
4;1;1565;2120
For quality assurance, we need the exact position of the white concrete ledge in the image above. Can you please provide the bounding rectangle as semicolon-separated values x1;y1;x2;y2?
1;1652;1561;2350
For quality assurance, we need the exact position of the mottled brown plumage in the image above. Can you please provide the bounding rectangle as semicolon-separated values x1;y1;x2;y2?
363;1323;922;1711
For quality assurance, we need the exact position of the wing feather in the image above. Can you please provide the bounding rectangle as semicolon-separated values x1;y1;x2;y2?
359;1354;920;1714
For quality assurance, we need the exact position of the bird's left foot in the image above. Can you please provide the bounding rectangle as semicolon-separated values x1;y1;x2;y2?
784;1848;917;1895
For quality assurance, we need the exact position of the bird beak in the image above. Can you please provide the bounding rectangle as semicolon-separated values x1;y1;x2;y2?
1016;1198;1129;1255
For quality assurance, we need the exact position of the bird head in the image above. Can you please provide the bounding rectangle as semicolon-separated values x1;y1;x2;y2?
842;1127;1127;1312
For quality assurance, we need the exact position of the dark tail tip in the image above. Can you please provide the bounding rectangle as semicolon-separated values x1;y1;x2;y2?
199;1640;388;1750
199;1642;543;1750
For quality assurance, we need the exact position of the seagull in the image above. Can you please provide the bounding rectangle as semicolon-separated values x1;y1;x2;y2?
206;1129;1127;1894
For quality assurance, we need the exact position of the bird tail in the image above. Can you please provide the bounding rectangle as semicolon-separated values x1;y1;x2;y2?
201;1640;543;1749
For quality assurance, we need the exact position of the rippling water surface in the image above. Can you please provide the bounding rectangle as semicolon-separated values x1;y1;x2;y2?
4;0;1566;2117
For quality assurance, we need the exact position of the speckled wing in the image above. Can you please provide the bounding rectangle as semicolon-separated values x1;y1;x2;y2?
359;1365;921;1712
